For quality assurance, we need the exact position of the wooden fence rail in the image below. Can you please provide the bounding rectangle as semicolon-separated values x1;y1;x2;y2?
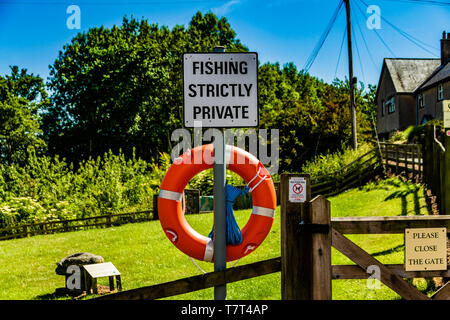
310;147;382;198
231;147;382;210
378;142;423;177
95;211;450;300
0;210;154;240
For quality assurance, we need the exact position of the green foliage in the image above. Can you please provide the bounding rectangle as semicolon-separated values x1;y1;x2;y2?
258;63;376;172
0;149;171;229
44;12;247;164
0;178;432;300
187;169;245;195
0;66;48;165
301;142;373;179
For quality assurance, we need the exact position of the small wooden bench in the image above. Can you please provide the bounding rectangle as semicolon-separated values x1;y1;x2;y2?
83;262;122;294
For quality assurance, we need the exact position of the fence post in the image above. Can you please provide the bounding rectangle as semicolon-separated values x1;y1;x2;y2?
280;173;311;300
395;144;399;175
153;194;159;220
309;195;332;300
384;143;388;170
443;133;449;214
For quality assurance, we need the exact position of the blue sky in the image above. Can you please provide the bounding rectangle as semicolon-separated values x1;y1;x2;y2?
0;0;449;87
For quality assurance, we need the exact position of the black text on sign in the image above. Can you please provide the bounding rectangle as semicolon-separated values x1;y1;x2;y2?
183;52;258;128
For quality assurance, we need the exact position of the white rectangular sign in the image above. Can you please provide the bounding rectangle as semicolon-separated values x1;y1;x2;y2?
404;228;447;271
183;52;258;128
289;177;307;203
443;100;450;128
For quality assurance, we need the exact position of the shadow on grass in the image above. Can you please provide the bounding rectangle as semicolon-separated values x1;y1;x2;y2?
371;243;404;258
35;288;83;300
381;179;430;216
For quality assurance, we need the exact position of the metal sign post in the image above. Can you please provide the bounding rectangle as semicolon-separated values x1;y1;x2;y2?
182;46;259;300
212;46;227;300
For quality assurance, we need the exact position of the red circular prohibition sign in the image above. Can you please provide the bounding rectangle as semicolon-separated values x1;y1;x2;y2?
292;183;303;194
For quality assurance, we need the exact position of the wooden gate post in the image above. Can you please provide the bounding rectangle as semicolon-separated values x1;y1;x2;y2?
444;132;450;215
281;174;332;300
281;173;309;299
309;195;332;300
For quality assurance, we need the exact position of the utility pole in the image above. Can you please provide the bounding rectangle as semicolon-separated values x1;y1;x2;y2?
344;0;358;150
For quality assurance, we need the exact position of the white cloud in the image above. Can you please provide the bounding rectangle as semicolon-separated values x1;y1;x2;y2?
211;0;241;16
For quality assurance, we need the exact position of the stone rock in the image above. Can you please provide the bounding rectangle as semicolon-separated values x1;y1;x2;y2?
55;252;104;275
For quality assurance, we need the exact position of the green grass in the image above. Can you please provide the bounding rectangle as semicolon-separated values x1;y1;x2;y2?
0;177;433;300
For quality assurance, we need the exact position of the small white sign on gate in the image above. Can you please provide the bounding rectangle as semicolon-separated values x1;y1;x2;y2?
444;100;450;128
289;177;307;203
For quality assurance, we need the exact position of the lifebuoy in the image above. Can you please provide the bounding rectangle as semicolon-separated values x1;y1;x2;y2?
158;144;276;262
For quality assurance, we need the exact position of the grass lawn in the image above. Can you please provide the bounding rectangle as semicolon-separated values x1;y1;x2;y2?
0;177;434;300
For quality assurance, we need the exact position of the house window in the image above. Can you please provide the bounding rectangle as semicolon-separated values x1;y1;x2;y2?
418;93;425;108
381;100;385;116
437;84;443;101
386;97;395;114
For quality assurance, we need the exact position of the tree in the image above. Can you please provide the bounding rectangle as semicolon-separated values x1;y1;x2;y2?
0;66;47;165
257;62;376;172
44;12;247;164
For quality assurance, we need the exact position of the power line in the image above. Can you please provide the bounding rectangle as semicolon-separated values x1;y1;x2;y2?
0;0;227;5
354;0;396;56
358;0;439;56
334;23;348;80
352;1;379;72
303;0;344;72
378;0;450;6
352;22;367;84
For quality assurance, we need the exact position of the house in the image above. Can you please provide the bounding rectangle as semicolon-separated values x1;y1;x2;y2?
376;31;450;137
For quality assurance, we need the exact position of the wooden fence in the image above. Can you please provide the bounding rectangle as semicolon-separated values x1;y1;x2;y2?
0;210;154;241
96;173;450;300
231;147;383;210
310;147;381;197
378;141;423;178
421;126;449;215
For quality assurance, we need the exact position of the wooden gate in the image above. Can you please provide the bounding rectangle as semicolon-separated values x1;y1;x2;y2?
97;173;450;300
281;173;450;300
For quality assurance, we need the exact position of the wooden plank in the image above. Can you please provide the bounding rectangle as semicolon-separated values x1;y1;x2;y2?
331;228;430;300
332;215;450;234
95;257;281;300
444;134;450;215
281;173;311;300
332;264;450;279
395;144;399;175
109;276;115;291
431;281;450;300
0;211;155;240
310;195;332;300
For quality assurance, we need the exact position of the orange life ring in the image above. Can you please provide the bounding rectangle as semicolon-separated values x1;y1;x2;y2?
158;144;276;262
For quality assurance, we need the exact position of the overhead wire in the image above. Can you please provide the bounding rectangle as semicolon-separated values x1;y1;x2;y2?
378;0;450;6
352;22;367;85
353;0;379;73
354;0;396;57
358;0;440;56
303;0;344;72
334;23;348;80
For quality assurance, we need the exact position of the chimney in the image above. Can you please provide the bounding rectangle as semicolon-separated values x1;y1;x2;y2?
441;31;450;65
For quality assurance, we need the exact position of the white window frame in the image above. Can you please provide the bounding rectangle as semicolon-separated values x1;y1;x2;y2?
418;93;425;108
387;97;395;114
437;84;443;101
